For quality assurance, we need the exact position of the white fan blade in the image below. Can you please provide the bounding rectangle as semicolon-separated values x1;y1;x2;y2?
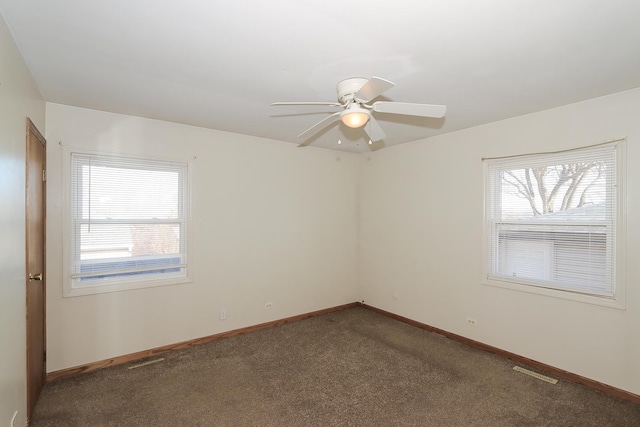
272;101;342;106
372;101;446;118
364;116;386;142
355;77;395;102
297;112;342;139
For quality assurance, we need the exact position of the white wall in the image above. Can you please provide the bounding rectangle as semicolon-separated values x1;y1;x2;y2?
45;103;359;372
359;88;640;395
0;13;45;427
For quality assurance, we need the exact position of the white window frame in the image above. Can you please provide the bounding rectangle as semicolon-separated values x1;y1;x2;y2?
63;149;194;297
482;141;626;309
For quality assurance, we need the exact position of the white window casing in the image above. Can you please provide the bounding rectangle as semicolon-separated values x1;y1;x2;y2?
483;140;626;309
63;150;193;297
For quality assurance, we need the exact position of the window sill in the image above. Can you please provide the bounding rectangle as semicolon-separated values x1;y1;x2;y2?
64;275;193;297
482;277;626;310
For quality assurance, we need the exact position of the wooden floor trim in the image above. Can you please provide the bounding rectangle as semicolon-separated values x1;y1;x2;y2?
47;301;640;406
46;302;357;382
361;303;640;406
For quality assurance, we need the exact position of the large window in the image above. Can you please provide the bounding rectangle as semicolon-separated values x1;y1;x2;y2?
484;141;625;307
65;151;191;296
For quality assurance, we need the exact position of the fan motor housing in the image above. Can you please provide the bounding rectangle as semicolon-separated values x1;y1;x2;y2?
337;77;368;103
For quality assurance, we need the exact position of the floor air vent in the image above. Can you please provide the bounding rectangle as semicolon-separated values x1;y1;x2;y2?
513;366;558;384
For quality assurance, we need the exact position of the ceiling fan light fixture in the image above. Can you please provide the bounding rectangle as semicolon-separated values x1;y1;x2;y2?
340;106;370;128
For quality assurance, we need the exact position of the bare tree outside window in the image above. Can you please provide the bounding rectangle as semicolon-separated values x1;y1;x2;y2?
501;162;605;218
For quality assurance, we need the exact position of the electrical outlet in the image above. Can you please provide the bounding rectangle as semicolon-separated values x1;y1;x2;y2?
264;302;273;309
466;318;477;326
11;411;17;427
219;309;226;320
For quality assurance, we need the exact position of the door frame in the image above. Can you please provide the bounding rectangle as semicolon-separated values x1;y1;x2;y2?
25;117;46;420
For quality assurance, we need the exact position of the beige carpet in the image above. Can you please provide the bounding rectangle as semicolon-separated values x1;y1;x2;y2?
31;307;640;426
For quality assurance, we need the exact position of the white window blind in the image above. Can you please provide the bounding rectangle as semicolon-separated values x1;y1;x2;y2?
70;153;189;290
485;143;618;298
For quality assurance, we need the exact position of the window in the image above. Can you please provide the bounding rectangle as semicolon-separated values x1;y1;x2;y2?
484;141;625;307
65;151;191;296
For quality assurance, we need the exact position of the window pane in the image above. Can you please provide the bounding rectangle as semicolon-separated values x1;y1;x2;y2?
78;165;180;220
79;223;181;261
495;225;610;296
500;162;607;221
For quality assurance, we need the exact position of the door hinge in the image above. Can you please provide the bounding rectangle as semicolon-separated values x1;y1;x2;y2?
43;350;46;363
42;169;47;182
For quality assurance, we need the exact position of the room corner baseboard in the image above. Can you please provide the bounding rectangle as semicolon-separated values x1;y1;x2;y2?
46;301;640;407
360;303;640;406
46;302;357;382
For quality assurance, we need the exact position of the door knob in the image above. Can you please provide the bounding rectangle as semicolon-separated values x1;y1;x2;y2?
29;273;43;281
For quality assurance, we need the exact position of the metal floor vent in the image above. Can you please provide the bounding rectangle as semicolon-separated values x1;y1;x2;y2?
513;366;558;384
127;358;165;370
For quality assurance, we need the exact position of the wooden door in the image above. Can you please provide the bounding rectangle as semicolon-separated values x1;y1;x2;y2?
26;118;46;420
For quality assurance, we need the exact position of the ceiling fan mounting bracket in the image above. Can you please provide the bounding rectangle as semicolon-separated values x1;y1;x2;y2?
337;77;369;104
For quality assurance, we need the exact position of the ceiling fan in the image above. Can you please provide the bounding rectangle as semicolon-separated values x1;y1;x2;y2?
271;76;446;143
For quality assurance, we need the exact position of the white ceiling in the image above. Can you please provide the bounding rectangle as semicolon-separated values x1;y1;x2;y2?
2;0;640;153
